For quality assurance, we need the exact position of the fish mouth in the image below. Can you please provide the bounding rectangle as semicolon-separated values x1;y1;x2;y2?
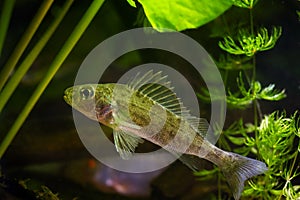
63;94;69;103
63;88;72;105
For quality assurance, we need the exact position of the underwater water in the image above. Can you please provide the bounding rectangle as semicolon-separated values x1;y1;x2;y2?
0;0;299;199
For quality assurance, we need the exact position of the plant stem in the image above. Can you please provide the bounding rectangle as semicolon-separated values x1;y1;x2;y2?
0;0;15;57
0;0;74;113
249;8;260;134
0;0;53;91
0;0;106;159
221;14;231;36
249;7;254;37
249;8;255;83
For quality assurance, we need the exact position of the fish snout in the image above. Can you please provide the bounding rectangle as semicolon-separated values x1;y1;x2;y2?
63;87;73;105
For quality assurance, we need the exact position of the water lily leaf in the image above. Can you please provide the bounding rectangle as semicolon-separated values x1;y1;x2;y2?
129;0;233;31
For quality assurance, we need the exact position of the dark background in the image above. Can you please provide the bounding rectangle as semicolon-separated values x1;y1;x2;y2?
0;0;299;199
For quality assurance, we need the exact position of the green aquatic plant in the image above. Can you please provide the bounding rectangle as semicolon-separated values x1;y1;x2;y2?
19;179;61;200
0;0;14;57
226;112;300;200
0;0;298;199
36;186;60;200
226;74;286;109
0;0;73;113
194;0;299;199
0;0;105;157
126;0;233;31
125;1;297;199
196;112;300;199
0;0;53;91
198;73;286;109
218;27;282;57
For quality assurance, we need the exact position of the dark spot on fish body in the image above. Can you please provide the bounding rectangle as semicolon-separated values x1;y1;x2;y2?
126;92;155;127
148;112;181;146
201;143;228;167
118;88;189;148
182;134;203;155
129;109;151;127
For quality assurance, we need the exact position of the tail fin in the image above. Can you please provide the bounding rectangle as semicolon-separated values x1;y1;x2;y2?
221;153;268;200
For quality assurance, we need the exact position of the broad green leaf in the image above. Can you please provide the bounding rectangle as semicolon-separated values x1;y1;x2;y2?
131;0;233;31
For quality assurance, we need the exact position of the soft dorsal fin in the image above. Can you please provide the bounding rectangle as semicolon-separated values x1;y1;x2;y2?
127;70;210;136
186;117;210;136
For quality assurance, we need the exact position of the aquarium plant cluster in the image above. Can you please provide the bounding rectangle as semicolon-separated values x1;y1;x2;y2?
129;0;300;199
0;0;299;199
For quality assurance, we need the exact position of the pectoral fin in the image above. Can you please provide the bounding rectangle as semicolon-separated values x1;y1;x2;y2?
113;129;144;159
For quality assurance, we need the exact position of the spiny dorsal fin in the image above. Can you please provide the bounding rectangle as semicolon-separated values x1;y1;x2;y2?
128;70;184;114
128;70;171;91
128;70;210;136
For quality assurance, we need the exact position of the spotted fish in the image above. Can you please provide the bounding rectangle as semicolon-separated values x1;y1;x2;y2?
64;70;267;199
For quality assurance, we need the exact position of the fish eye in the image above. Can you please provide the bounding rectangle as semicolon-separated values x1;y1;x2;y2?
79;86;95;100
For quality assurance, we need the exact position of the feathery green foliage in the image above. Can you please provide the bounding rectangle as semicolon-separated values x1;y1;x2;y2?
228;112;300;200
195;0;299;199
219;27;282;57
196;112;300;199
226;73;286;108
198;73;286;109
0;0;297;199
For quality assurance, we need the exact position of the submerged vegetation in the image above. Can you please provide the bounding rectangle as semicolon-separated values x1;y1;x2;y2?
218;27;282;57
197;112;300;199
129;0;300;199
0;0;299;199
194;0;300;199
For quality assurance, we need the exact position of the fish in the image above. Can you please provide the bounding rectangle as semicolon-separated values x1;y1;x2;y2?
64;70;267;200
